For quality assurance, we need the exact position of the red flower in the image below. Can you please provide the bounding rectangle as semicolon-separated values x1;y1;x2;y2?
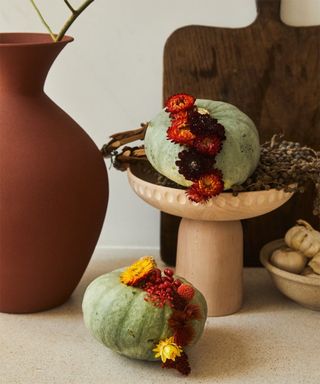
174;325;195;347
171;110;189;122
168;309;196;346
187;170;224;203
194;134;223;156
177;284;195;301
167;120;195;146
171;291;188;311
184;304;202;320
165;93;195;114
168;310;187;330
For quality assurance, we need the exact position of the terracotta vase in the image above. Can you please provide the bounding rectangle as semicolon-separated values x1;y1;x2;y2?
0;33;108;313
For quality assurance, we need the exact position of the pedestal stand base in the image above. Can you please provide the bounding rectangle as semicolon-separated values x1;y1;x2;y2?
176;218;243;317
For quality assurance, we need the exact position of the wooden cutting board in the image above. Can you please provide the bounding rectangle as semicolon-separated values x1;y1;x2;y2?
161;0;320;266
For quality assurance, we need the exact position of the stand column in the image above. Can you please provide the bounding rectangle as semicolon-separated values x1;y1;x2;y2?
175;218;243;317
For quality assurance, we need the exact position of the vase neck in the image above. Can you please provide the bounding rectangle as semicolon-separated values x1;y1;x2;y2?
0;34;72;96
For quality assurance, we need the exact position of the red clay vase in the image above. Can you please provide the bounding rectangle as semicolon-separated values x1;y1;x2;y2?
0;33;108;313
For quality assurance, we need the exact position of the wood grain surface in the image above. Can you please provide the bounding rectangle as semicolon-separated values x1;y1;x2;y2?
161;0;320;267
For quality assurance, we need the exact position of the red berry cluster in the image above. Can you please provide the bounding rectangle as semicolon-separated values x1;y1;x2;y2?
143;268;183;308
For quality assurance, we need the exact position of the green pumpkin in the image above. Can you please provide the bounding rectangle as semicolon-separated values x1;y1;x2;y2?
82;268;207;361
144;99;260;189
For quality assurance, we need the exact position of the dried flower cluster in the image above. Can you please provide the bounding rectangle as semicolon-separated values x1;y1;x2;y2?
120;257;203;375
165;94;226;202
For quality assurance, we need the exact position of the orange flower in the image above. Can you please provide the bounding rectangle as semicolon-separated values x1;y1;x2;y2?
187;170;224;203
165;93;195;114
177;284;195;301
120;256;156;286
167;124;195;146
167;112;195;146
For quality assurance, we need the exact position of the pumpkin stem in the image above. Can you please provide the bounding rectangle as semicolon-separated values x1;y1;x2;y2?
296;219;315;231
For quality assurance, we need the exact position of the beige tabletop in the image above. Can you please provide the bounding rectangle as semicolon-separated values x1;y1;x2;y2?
1;251;319;384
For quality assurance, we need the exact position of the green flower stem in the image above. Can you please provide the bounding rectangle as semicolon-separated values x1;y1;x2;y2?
29;0;56;41
30;0;96;42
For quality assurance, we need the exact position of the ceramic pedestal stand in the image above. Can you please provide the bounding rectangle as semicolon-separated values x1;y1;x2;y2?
128;166;293;316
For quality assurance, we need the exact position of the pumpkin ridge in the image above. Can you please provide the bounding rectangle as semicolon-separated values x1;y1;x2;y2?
134;302;150;347
84;273;120;334
98;284;125;350
114;289;141;351
135;299;173;360
158;304;173;341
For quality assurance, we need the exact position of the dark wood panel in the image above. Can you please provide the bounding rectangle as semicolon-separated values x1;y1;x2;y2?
161;0;320;266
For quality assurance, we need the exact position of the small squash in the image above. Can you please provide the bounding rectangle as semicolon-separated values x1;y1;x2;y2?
285;220;320;258
82;257;207;375
309;254;320;275
144;99;260;190
301;266;320;277
270;247;307;274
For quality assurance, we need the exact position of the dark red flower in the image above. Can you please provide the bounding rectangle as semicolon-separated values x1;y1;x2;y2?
168;310;187;330
187;170;224;203
165;94;195;114
189;110;226;139
188;109;215;132
174;325;195;347
175;149;214;181
184;304;202;320
168;309;196;346
193;134;223;156
171;291;188;311
162;352;191;376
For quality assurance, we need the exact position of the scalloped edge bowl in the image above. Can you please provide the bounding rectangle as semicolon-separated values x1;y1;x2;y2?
127;168;294;221
260;239;320;311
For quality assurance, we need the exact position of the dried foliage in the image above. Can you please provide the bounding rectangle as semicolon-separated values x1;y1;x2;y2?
230;136;320;216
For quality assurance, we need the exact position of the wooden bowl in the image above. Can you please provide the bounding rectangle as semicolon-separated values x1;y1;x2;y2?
260;239;320;311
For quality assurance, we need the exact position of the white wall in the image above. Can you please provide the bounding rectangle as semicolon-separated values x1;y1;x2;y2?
0;0;319;252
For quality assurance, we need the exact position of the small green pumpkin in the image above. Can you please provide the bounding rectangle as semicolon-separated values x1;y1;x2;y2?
82;268;207;361
144;99;260;189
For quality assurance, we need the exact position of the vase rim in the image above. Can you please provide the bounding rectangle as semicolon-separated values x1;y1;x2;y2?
0;33;73;47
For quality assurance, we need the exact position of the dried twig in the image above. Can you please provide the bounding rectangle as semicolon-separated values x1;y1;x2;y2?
55;0;95;42
29;0;56;41
30;0;96;42
101;123;148;158
112;146;147;171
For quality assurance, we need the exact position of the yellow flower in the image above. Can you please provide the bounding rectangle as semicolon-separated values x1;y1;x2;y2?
153;337;183;363
120;256;156;286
